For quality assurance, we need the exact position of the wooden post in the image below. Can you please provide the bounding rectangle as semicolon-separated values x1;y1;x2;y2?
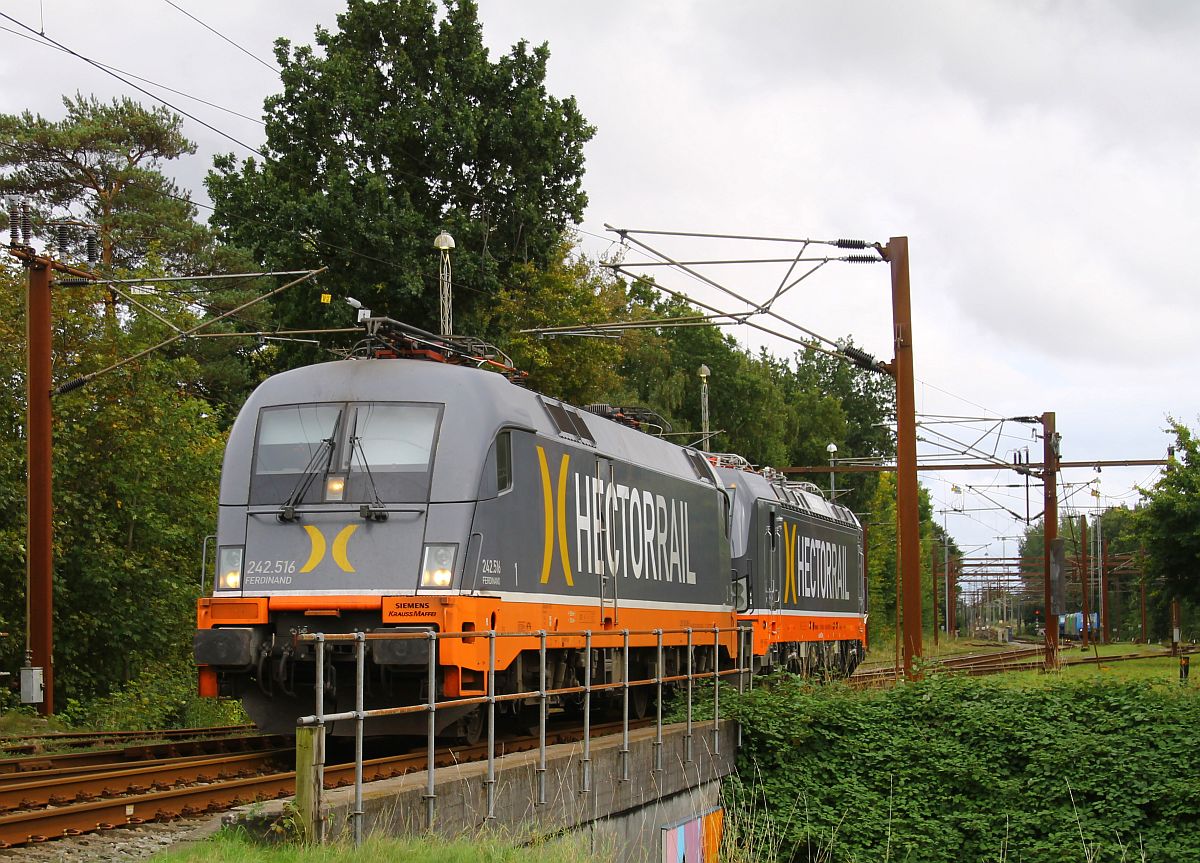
295;725;324;843
1041;413;1059;670
885;237;923;679
27;260;54;715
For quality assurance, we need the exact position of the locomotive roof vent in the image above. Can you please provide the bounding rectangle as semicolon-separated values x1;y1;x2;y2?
541;397;596;444
582;403;672;436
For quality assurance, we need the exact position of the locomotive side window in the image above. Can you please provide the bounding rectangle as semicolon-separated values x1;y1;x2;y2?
254;404;342;475
495;431;513;493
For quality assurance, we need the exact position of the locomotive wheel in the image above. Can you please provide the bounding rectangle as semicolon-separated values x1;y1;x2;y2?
630;683;651;720
454;706;484;746
505;699;543;736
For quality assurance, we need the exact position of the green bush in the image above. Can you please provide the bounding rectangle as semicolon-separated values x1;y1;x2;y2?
728;674;1200;862
60;652;246;731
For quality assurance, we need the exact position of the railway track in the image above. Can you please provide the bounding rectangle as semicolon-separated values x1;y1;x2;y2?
0;724;255;757
851;645;1179;686
0;720;643;849
0;733;290;776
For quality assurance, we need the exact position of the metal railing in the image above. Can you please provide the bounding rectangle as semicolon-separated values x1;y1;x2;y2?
295;625;752;846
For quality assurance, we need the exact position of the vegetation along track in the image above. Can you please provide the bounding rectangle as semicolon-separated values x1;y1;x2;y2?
0;720;646;848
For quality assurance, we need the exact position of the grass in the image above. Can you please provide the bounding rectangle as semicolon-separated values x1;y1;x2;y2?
152;828;608;863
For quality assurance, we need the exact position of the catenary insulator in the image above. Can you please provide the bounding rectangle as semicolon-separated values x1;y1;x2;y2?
56;224;69;256
845;254;878;264
54;376;92;395
835;238;869;249
841;345;880;370
86;230;98;263
20;201;32;246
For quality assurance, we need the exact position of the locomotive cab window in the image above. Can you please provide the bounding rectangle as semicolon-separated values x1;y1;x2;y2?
495;431;513;493
250;401;442;506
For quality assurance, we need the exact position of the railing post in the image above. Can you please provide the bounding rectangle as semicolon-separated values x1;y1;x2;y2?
580;631;592;794
620;629;631;782
485;631;497;821
737;626;746;749
537;630;548;806
685;628;694;764
314;635;326;830
654;629;663;775
352;632;365;848
424;630;437;830
712;626;721;756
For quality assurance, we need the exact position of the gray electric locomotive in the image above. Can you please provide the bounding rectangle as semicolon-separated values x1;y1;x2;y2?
195;325;738;736
717;461;867;676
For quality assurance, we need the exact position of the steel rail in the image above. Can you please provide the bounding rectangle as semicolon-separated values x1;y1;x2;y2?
0;724;256;753
0;734;288;776
0;720;647;848
0;748;292;812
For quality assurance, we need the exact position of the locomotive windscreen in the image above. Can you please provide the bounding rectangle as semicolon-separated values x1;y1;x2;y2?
249;401;442;505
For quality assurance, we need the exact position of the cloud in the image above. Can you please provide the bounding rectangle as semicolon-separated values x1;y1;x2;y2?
3;0;1192;556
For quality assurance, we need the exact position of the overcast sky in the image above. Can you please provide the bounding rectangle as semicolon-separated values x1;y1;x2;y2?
2;1;1193;569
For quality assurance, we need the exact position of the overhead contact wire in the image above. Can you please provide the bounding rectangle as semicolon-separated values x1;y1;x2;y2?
0;12;267;157
159;0;281;74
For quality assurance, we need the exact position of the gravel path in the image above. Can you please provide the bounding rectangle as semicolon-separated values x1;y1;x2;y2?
0;813;227;862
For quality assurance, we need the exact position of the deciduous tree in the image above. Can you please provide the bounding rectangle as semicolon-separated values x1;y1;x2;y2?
207;0;594;358
1136;420;1200;607
0;260;224;702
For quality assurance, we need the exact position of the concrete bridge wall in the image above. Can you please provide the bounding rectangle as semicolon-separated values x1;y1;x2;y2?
238;721;737;863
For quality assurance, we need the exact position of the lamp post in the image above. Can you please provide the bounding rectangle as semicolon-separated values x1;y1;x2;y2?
698;364;710;440
434;231;454;336
826;442;838;498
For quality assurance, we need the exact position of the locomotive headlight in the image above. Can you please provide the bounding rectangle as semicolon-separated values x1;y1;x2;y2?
218;546;244;591
420;544;456;588
325;475;346;501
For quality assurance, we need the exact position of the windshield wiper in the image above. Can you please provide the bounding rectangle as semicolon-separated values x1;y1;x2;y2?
351;436;388;522
278;436;336;523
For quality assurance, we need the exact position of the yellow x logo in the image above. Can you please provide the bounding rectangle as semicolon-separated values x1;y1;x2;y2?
536;446;574;587
299;524;358;573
